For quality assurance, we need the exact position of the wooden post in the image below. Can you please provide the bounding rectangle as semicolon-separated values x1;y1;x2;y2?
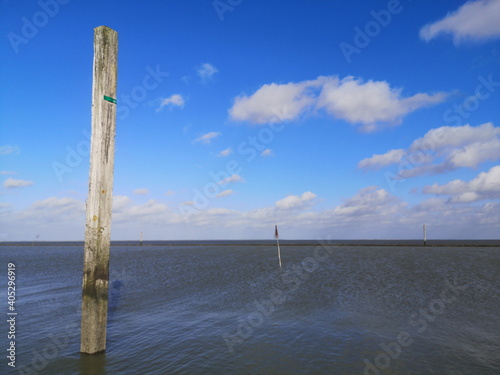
80;26;118;355
423;224;427;247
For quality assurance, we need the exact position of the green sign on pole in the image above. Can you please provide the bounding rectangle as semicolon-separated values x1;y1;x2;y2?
103;95;117;104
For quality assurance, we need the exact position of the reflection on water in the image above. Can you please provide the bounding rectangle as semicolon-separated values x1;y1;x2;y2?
79;353;106;375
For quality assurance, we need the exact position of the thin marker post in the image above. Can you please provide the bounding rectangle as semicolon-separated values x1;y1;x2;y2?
275;225;282;268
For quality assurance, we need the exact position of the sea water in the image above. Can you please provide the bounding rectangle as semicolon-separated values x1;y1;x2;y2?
0;241;498;374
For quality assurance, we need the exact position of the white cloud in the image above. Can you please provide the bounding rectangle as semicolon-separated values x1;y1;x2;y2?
218;147;233;157
2;187;500;240
405;123;500;177
0;202;12;219
165;190;176;196
133;188;149;195
420;0;500;45
31;197;83;212
410;121;500;151
113;195;132;211
410;122;500;150
197;63;219;82
216;189;234;198
126;200;167;216
193;131;221;144
0;145;20;155
359;122;500;177
0;171;15;175
229;79;320;124
22;197;85;223
218;174;244;185
331;186;406;218
275;191;317;210
317;77;447;131
157;94;185;111
445;137;500;168
423;165;500;202
112;198;169;224
4;178;33;188
358;149;406;169
229;75;448;130
261;148;273;157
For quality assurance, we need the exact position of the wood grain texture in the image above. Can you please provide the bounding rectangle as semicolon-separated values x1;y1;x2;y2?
81;25;117;355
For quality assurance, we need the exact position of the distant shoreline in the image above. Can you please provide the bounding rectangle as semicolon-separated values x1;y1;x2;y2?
1;240;499;247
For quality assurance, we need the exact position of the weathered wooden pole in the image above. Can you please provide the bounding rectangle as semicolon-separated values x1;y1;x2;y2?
81;25;118;355
423;223;427;246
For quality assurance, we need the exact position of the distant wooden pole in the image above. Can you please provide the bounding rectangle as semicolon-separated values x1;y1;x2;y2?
81;26;118;355
423;224;427;246
140;231;143;246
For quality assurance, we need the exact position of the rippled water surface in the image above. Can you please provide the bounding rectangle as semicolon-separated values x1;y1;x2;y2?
0;241;499;374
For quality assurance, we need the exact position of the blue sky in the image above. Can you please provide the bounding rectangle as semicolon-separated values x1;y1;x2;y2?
1;0;499;240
